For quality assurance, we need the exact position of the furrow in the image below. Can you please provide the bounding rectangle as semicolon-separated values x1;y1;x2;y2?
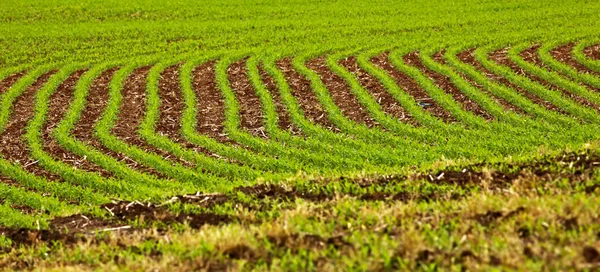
276;58;338;131
444;50;528;116
514;45;600;113
459;48;570;118
306;57;378;128
549;43;600;78
339;56;418;126
421;52;493;120
371;52;456;123
71;68;166;178
257;65;303;135
227;59;269;138
43;70;114;178
584;44;600;60
141;61;262;180
0;71;63;182
111;67;196;170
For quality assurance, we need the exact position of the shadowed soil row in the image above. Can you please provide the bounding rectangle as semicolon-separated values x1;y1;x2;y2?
43;70;115;178
71;68;167;178
0;72;63;183
518;45;600;112
306;57;378;127
371;53;456;123
277;58;339;131
339;56;418;126
227;59;268;138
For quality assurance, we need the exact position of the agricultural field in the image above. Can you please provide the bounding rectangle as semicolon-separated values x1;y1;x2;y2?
1;0;600;270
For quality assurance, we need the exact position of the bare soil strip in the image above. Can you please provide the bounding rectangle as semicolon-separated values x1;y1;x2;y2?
518;46;600;112
43;70;114;178
550;43;600;93
71;69;167;178
371;53;456;123
0;71;63;182
0;73;26;95
111;67;196;169
339;56;418;126
460;49;566;114
276;58;339;131
443;51;528;116
584;44;600;60
551;43;600;77
258;65;303;135
410;52;493;120
306;57;378;127
192;62;234;143
227;59;268;138
156;65;232;160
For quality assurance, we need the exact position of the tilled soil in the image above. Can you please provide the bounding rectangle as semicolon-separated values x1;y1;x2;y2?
466;49;568;115
518;46;600;112
305;57;378;127
257;65;302;135
584;44;600;60
71;68;168;178
371;52;456;123
0;73;25;95
43;70;115;178
227;59;268;138
192;62;234;143
276;58;339;131
339;56;418;126
156;65;232;160
0;71;63;182
411;52;493;120
550;43;600;92
111;67;196;169
440;51;528;116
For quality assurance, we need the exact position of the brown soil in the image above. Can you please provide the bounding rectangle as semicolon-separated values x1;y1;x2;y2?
71;68;168;178
258;65;302;135
227;59;268;138
0;73;26;95
583;44;600;60
371;52;456;123
43;70;114;178
339;56;418;126
550;43;600;92
276;58;339;131
443;51;528;116
518;46;600;112
460;49;567;115
156;65;235;161
0;71;63;182
413;52;493;120
305;57;378;127
234;184;331;202
0;202;232;247
551;43;600;77
111;67;196;169
192;62;233;143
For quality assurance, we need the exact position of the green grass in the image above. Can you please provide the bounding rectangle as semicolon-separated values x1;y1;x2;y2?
1;0;600;270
